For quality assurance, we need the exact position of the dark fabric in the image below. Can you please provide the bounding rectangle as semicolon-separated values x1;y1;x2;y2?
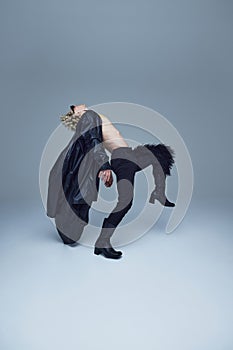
133;143;175;176
94;147;138;248
101;147;139;227
95;144;175;247
54;201;91;242
46;109;111;241
98;143;175;228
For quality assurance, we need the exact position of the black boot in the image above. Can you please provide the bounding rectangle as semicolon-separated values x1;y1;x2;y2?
149;190;175;207
94;247;122;259
94;219;122;259
56;228;77;245
149;163;175;207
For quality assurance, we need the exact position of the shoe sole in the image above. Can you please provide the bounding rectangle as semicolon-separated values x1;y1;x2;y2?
94;248;122;259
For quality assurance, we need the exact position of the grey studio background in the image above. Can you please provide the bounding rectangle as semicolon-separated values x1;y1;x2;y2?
0;1;233;350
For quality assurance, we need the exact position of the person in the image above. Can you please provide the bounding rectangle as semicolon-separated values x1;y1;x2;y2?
47;104;175;260
46;104;115;248
93;115;175;259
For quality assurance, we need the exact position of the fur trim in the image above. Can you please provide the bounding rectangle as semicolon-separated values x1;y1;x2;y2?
135;143;175;175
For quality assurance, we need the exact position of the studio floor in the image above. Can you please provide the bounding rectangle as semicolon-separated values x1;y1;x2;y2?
1;196;233;350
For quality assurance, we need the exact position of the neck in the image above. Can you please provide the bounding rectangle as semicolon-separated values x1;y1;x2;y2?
74;109;88;118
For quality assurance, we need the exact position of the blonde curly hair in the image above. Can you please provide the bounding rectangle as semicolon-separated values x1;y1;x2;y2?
60;107;82;131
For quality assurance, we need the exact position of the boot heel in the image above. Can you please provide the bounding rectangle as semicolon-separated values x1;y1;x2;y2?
149;194;155;204
94;247;101;255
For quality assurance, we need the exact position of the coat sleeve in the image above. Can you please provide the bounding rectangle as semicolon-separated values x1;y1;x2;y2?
84;111;112;172
91;138;112;171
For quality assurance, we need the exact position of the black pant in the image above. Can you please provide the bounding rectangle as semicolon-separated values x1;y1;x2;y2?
104;146;140;227
94;146;143;249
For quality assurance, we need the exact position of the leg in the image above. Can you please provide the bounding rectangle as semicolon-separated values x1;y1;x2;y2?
94;155;137;258
132;143;175;207
149;158;175;207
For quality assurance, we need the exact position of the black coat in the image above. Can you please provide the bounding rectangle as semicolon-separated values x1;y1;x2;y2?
46;110;111;240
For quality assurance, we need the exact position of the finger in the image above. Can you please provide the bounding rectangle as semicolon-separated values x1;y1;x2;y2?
105;172;109;182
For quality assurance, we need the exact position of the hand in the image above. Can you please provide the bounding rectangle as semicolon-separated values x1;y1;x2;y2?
98;170;113;187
